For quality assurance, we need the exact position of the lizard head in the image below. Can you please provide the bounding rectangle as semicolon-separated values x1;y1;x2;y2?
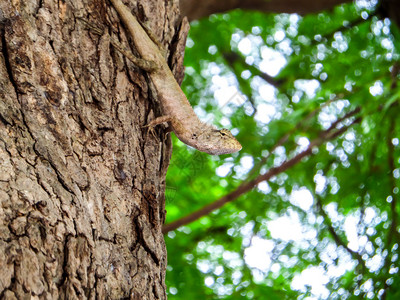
194;128;242;155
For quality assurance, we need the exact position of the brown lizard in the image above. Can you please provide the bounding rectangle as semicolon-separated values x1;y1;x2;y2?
108;0;242;155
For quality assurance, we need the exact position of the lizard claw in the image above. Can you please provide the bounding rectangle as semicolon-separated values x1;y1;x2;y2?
142;124;160;142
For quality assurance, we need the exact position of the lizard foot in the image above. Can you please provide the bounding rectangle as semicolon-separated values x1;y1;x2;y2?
142;124;160;142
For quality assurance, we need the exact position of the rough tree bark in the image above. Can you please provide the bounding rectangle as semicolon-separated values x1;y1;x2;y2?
0;0;185;298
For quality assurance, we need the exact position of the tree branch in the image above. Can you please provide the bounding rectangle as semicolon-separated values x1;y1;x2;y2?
223;51;284;88
315;194;366;270
180;0;353;21
245;96;344;182
163;110;361;233
381;107;399;300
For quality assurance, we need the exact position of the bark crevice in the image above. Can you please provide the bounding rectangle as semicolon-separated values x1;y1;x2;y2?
1;22;19;100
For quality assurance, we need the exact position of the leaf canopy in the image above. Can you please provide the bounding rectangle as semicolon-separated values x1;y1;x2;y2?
165;1;400;299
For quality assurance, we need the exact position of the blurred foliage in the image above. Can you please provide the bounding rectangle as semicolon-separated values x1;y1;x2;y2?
165;1;400;299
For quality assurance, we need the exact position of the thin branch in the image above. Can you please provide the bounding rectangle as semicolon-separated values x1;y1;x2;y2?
163;112;361;233
246;98;353;182
311;13;375;47
381;111;399;300
315;194;366;271
386;118;398;246
221;51;257;113
223;51;284;88
181;0;353;21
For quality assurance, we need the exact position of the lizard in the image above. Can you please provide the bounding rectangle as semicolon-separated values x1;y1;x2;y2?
108;0;242;155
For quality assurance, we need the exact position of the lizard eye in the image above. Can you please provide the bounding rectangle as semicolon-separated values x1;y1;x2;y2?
219;129;231;137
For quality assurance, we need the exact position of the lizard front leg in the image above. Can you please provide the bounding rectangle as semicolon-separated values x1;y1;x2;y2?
146;115;185;136
143;115;185;143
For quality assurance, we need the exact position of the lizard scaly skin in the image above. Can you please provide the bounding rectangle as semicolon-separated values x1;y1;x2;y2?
109;0;242;155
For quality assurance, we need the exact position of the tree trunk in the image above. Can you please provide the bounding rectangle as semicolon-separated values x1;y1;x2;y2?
0;0;184;298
